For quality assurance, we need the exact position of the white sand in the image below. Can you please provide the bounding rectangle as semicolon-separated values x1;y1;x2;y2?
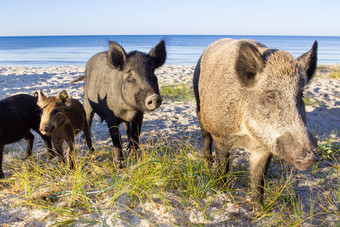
0;65;339;226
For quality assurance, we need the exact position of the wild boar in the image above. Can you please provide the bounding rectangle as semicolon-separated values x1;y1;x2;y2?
0;94;52;179
193;38;319;208
73;40;166;164
37;90;94;169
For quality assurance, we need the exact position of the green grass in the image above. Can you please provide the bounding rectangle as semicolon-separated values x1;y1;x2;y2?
160;83;194;101
303;95;327;107
1;135;340;226
317;131;340;161
316;65;340;79
327;69;340;79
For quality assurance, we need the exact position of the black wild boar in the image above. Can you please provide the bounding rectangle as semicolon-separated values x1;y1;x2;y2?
37;90;94;169
193;38;319;208
72;40;166;164
0;94;52;179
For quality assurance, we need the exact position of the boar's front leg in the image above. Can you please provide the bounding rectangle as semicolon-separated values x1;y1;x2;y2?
125;111;143;159
65;139;75;169
39;133;54;159
0;144;4;178
249;150;272;209
52;139;66;165
106;118;124;166
23;131;34;159
214;138;231;182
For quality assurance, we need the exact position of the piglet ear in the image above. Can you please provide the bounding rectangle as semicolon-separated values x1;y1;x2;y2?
57;90;71;107
235;41;264;87
36;89;46;107
297;41;318;84
108;41;126;70
149;40;166;68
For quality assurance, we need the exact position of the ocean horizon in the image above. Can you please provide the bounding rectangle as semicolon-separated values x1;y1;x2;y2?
0;35;339;66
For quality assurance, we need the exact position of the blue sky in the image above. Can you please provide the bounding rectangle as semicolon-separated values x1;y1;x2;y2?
1;0;339;36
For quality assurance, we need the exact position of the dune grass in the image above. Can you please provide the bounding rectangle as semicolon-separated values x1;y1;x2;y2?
327;69;340;79
160;83;194;101
1;132;339;226
302;94;327;107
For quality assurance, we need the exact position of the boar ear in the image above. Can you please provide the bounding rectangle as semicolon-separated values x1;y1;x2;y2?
297;41;318;83
57;90;71;107
108;41;126;70
149;40;166;68
235;42;264;87
36;89;46;107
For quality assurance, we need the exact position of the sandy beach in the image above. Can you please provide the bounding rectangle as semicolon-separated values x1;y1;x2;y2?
0;64;339;226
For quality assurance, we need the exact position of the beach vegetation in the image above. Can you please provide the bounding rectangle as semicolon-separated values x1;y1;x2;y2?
302;94;327;107
160;83;194;101
327;69;340;79
1;133;339;226
317;131;340;160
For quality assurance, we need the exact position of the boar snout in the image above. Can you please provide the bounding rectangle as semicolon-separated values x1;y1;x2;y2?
40;124;54;135
276;133;319;171
145;94;162;111
294;151;319;171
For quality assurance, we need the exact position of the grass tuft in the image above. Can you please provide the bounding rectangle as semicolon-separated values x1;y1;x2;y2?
160;83;194;101
327;69;340;79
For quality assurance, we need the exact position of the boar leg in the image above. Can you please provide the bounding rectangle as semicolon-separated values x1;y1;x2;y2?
82;123;94;154
23;131;34;159
53;140;66;165
249;150;272;207
84;98;95;130
197;112;213;165
65;139;75;169
39;133;54;159
106;118;124;164
126;112;143;159
214;138;231;182
0;144;4;178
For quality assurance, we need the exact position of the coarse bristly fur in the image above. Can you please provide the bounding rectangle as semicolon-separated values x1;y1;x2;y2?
76;40;166;165
193;38;319;210
37;89;94;169
0;94;53;178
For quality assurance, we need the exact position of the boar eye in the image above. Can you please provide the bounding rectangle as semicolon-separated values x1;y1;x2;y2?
267;92;277;104
51;110;60;116
126;71;136;83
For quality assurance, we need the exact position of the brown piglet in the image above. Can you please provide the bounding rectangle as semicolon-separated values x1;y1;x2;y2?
36;89;94;169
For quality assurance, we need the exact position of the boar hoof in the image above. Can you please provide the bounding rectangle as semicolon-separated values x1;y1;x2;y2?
251;202;263;213
115;160;126;169
46;152;57;161
23;154;32;160
128;148;139;159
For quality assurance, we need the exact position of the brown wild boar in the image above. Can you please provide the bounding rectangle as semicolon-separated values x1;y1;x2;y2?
193;38;319;208
37;90;94;169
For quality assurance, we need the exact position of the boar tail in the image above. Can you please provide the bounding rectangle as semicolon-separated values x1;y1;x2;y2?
69;75;85;84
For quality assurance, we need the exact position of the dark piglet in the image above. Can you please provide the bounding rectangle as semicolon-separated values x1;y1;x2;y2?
71;40;166;164
0;94;52;179
193;38;319;209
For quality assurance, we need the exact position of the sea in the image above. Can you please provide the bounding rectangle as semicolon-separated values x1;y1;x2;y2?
0;35;339;66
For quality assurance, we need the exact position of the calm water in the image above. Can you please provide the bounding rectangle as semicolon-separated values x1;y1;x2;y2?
0;35;339;66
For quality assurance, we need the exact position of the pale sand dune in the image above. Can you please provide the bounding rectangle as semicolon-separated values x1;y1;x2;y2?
0;65;339;226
